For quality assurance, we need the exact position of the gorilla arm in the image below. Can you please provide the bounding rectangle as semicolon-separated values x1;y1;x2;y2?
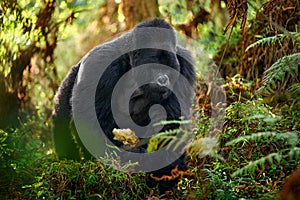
52;63;82;160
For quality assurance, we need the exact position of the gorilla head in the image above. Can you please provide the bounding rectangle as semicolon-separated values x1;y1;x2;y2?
118;20;185;128
52;18;195;193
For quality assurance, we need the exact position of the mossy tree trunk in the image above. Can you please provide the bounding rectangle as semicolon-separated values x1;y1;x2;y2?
0;0;75;129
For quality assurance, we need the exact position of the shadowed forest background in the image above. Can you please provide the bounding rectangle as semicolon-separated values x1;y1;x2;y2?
0;0;299;199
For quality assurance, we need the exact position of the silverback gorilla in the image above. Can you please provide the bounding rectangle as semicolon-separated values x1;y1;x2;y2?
52;19;195;193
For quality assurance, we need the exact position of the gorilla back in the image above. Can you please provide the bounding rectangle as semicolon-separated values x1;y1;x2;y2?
52;19;195;192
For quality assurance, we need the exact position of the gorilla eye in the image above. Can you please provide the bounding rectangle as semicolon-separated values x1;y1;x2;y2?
156;74;169;86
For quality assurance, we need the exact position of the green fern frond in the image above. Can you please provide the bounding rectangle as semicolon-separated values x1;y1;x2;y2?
264;53;300;81
231;153;281;177
232;146;300;177
153;120;191;127
287;83;300;99
246;32;300;52
147;129;179;152
225;131;276;146
226;131;298;147
258;52;300;94
229;131;299;178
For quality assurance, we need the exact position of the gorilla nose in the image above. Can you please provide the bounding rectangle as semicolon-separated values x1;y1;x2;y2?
156;74;169;86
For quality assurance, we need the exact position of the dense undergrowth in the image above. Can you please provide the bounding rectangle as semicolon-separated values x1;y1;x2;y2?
1;87;299;199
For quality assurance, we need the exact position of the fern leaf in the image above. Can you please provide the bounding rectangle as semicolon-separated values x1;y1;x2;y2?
287;83;300;99
246;35;279;52
246;32;300;52
259;52;300;94
225;132;277;146
226;131;298;147
231;153;281;177
153;120;191;127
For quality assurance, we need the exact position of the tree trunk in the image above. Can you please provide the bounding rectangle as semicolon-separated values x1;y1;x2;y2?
121;0;160;30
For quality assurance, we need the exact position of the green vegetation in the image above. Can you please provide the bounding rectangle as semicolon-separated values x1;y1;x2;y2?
23;161;149;199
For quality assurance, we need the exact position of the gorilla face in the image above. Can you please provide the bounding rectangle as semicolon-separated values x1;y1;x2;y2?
128;48;180;126
130;49;180;97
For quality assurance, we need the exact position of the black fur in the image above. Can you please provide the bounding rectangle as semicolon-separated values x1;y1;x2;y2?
52;19;195;193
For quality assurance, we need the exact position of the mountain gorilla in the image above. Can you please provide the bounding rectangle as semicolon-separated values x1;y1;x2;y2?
52;19;195;193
